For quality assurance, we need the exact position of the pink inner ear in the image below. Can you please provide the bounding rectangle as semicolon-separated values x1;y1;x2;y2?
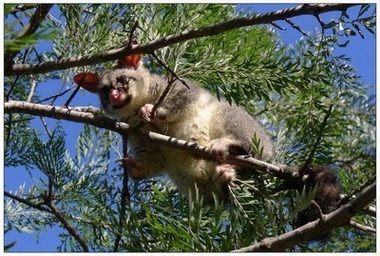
73;72;99;93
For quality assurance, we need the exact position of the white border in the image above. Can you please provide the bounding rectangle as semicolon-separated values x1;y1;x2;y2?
1;1;378;255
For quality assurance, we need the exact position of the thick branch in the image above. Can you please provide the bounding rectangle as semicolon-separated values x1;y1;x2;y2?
4;100;130;133
5;3;358;76
4;101;298;181
233;182;376;252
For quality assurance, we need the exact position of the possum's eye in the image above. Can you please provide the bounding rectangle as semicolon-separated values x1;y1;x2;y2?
116;75;129;85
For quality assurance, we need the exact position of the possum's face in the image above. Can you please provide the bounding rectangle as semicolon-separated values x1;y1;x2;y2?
98;68;149;120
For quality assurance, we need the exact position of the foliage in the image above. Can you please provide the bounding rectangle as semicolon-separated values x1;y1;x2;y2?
4;4;57;53
4;3;376;253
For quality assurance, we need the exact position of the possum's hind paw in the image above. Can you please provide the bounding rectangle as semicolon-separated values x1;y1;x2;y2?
213;164;236;184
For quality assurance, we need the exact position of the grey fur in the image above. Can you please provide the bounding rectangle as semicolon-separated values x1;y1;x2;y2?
97;66;274;201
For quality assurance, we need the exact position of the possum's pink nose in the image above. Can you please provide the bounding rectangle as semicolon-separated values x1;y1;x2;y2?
109;88;127;104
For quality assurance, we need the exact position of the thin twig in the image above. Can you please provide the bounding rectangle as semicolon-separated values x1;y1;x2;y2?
5;48;30;101
285;18;308;36
5;116;34;126
314;14;326;64
64;85;81;107
113;134;131;252
302;104;333;171
151;78;175;115
338;175;376;206
47;175;54;201
4;191;51;213
32;46;43;63
362;206;376;218
127;20;139;49
311;200;324;220
6;4;358;76
39;117;52;137
69;215;115;233
315;13;326;29
349;220;376;234
5;114;13;147
270;21;286;30
36;88;72;104
26;77;37;102
150;52;190;89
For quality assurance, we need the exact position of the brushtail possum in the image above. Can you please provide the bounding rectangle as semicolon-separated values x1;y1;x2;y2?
75;54;274;201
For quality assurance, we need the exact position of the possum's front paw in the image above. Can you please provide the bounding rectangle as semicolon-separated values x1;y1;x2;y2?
139;104;156;123
213;164;236;184
121;157;150;180
139;104;168;123
210;138;232;163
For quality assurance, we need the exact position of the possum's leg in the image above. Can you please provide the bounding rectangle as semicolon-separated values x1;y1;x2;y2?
122;132;165;180
187;138;242;200
170;159;233;202
208;137;250;197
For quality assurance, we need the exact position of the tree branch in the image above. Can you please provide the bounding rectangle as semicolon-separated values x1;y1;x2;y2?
5;191;97;252
44;199;89;252
4;191;51;213
36;88;72;104
232;182;376;252
5;4;358;76
26;77;37;102
285;18;308;36
362;205;376;218
4;101;301;182
113;134;131;252
5;4;53;69
302;104;333;171
349;220;376;234
7;4;37;16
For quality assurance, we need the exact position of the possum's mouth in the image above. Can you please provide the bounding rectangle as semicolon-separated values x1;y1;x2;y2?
101;87;132;109
109;87;132;109
112;95;132;109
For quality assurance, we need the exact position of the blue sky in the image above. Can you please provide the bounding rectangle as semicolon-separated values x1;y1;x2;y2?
4;4;376;252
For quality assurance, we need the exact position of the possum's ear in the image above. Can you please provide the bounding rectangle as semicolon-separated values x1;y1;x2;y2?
117;40;143;70
117;53;142;70
73;72;99;93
